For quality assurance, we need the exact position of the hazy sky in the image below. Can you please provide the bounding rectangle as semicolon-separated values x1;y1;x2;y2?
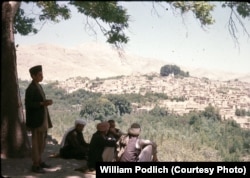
15;1;250;74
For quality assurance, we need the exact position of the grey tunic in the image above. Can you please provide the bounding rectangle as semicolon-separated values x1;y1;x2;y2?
120;136;140;162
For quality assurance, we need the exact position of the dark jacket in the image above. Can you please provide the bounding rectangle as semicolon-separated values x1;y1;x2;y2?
87;131;116;169
25;81;52;129
60;129;89;159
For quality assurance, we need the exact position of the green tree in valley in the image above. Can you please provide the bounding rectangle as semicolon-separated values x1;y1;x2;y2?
235;108;246;116
106;94;132;116
80;97;116;121
149;105;168;117
160;64;181;76
202;104;222;121
160;64;190;77
2;1;250;158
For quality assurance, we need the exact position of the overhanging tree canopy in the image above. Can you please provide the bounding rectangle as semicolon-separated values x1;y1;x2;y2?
1;1;249;158
14;1;250;48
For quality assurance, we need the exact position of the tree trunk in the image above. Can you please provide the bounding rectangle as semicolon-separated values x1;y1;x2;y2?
1;1;30;158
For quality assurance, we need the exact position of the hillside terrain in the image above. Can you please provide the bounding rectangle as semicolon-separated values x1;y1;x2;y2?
16;43;250;83
2;43;249;178
16;43;250;129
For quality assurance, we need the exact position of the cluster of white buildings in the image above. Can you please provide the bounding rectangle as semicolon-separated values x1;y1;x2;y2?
58;73;250;129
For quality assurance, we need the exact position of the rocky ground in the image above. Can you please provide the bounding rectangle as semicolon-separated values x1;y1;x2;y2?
1;143;95;178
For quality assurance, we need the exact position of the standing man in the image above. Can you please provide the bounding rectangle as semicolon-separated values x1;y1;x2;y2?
25;65;53;173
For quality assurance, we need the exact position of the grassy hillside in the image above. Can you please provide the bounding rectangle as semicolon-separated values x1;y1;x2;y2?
19;79;250;162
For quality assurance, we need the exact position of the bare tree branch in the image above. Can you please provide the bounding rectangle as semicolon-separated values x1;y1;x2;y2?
228;9;240;48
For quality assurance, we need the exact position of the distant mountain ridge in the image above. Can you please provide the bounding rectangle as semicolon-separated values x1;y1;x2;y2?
16;42;250;83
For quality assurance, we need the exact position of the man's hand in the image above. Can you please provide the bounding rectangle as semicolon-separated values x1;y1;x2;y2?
152;154;159;162
41;99;53;106
45;99;53;105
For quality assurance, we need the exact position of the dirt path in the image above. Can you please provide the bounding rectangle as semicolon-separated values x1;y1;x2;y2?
1;144;95;178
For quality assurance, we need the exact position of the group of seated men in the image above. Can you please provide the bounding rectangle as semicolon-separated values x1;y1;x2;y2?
59;118;159;172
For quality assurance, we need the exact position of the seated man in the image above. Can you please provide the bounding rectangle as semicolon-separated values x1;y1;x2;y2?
59;119;89;160
102;119;125;162
107;119;124;140
118;123;159;162
86;121;117;173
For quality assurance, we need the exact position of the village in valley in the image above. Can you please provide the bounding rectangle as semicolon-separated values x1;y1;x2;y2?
57;73;250;129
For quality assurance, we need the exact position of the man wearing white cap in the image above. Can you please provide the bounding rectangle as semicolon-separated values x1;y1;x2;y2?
59;119;89;160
